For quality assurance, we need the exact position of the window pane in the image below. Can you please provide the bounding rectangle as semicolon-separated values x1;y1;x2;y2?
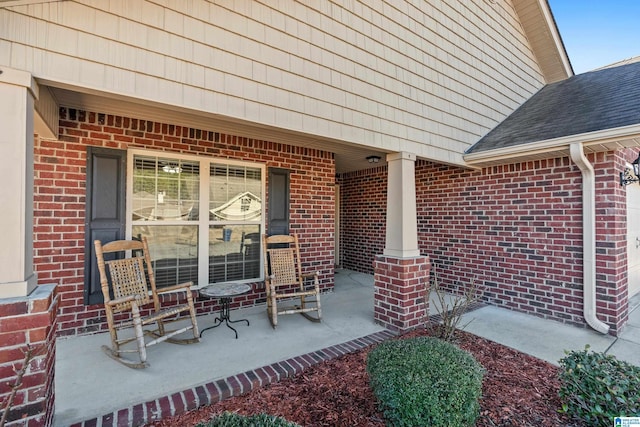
132;225;199;288
130;154;264;287
132;156;200;221
209;225;261;283
210;165;262;221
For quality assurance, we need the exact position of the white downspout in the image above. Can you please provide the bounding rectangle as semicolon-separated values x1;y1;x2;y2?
569;143;610;334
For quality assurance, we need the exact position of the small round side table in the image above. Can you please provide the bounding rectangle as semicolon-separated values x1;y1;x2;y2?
199;283;251;339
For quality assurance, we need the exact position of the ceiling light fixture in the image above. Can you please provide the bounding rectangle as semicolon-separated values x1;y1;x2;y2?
366;155;381;164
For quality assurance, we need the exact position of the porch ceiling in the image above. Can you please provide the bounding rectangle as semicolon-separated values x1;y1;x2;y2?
46;84;389;174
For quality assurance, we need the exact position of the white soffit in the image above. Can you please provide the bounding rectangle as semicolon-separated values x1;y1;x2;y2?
512;0;573;83
48;86;389;174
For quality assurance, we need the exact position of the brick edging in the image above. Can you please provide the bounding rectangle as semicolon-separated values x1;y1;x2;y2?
68;330;397;427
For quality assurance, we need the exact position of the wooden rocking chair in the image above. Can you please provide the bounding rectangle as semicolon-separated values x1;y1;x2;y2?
94;237;199;368
262;234;322;328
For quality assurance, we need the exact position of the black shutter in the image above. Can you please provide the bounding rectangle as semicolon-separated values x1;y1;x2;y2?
268;168;290;235
83;147;126;305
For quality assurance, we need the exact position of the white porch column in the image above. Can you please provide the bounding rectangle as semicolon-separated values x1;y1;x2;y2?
374;151;429;331
0;67;38;298
383;151;420;258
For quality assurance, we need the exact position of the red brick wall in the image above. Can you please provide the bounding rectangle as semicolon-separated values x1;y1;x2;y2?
373;255;430;331
336;166;387;271
602;149;633;332
0;285;57;426
34;108;335;337
339;152;629;334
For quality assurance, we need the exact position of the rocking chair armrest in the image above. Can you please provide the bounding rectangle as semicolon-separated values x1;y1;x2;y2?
301;272;320;290
156;281;194;294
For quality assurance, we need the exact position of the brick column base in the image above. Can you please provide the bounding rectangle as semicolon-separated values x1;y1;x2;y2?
0;284;57;426
373;255;430;332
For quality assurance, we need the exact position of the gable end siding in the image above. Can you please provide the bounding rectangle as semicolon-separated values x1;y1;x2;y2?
2;0;545;166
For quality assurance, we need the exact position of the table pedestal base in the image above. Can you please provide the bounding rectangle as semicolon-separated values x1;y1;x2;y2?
200;297;250;339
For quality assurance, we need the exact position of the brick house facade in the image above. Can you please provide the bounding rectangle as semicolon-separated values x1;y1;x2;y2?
338;151;631;335
2;1;639;425
44;104;635;338
416;154;628;335
34;108;336;336
337;167;387;273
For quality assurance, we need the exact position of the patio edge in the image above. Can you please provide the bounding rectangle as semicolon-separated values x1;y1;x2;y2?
67;330;397;427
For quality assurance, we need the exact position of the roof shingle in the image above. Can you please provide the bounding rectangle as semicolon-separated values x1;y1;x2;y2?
466;61;640;154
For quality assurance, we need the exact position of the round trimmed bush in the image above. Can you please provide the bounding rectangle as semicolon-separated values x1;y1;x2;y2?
196;412;301;427
367;336;484;427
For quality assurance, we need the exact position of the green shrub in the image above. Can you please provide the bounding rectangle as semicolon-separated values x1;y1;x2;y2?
367;337;484;427
196;412;301;427
559;346;640;427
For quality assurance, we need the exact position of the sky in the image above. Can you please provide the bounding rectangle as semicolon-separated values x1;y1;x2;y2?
547;0;640;74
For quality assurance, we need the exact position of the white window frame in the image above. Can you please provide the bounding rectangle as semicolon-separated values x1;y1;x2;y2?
126;149;266;288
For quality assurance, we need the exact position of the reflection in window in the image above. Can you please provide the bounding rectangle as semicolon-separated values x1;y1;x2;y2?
209;164;262;283
133;225;199;287
131;156;200;222
209;225;261;283
210;165;262;222
130;153;263;288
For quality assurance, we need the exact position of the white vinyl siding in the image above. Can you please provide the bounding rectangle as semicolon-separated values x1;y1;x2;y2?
1;0;545;165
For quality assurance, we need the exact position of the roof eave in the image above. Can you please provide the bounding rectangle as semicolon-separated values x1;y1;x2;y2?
464;124;640;167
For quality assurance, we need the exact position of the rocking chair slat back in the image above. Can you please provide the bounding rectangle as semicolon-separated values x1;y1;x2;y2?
106;256;150;312
94;236;199;368
267;248;299;286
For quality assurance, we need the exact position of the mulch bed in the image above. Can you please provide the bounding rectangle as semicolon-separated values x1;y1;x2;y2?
147;327;576;426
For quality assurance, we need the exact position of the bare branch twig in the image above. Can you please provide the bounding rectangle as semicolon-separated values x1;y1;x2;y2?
0;345;36;427
426;267;483;342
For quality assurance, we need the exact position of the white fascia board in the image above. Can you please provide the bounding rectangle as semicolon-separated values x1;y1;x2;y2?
537;0;574;78
464;123;640;165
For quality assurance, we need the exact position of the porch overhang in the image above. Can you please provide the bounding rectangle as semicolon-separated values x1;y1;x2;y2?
34;85;59;140
35;82;390;174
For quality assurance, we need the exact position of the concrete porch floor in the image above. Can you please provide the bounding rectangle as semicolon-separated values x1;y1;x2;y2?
55;269;386;426
54;270;640;426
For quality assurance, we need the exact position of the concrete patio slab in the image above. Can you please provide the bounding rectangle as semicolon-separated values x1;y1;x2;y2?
459;304;640;367
54;270;640;426
54;270;384;426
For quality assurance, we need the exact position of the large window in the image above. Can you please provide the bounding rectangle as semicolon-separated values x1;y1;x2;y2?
128;151;264;288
